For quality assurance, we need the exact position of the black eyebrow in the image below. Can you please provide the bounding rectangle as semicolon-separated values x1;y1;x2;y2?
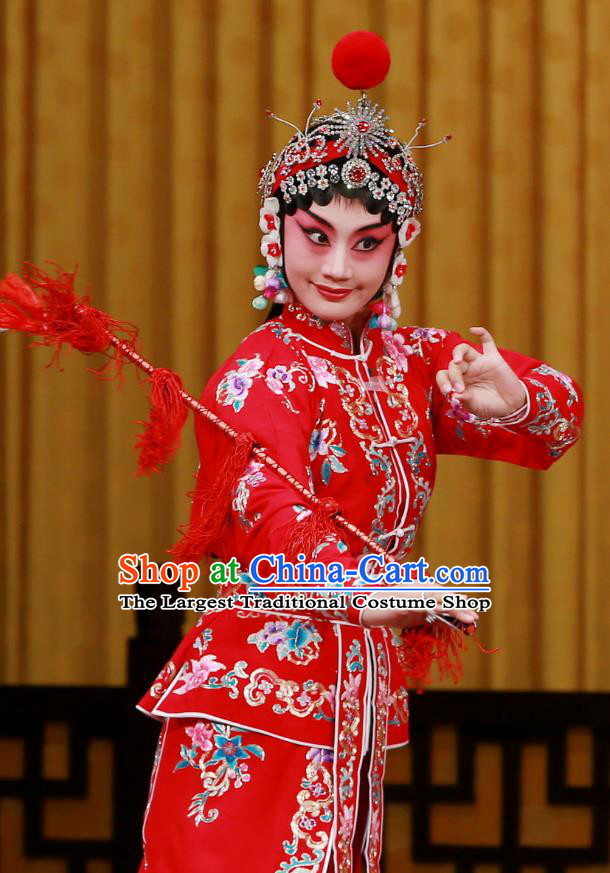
304;208;385;234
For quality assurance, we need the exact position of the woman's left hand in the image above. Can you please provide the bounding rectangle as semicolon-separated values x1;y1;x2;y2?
435;327;527;419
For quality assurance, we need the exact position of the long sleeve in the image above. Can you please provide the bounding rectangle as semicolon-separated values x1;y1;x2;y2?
192;327;368;625
427;330;584;468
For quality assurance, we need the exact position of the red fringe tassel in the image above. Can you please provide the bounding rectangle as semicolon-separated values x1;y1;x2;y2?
283;498;343;562
2;261;498;679
170;432;255;563
395;622;466;690
135;369;189;475
0;262;138;379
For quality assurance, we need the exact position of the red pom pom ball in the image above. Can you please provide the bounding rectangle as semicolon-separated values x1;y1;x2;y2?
331;31;391;91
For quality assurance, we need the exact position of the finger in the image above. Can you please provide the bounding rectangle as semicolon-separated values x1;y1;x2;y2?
430;597;478;617
469;326;498;356
451;343;480;366
428;596;478;621
434;607;478;623
448;360;467;393
436;369;453;396
452;610;478;624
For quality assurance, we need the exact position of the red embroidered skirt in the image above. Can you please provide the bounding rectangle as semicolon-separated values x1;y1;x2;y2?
138;716;369;873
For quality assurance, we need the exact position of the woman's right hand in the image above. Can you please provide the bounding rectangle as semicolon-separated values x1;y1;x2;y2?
360;591;478;630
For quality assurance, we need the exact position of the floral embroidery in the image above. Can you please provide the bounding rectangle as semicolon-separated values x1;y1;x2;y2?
387;684;409;728
149;660;176;699
409;325;448;352
309;419;347;484
333;364;384;443
379;357;418;437
217;351;314;415
185;721;214;752
173;654;227;695
266;364;296;395
173;721;264;825
338;804;355;842
277;747;334;873
263;359;315;413
367;643;391;870
365;444;398;548
247;619;323;665
217;355;264;412
305;354;338;388
531;364;579;405
381;331;413;372
336;639;364;872
346;639;364;673
233;461;265;531
523;377;581;458
172;630;248;700
244;667;335;721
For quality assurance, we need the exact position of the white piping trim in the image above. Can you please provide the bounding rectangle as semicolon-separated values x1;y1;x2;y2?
135;703;165;722
324;814;337;873
141;717;169;864
370;388;412;547
332;628;343;873
295;332;373;362
384;739;410;750
371;636;392;870
371;436;418;449
361;631;377;864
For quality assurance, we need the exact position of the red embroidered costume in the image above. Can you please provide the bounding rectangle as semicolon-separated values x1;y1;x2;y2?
0;28;584;873
136;299;583;872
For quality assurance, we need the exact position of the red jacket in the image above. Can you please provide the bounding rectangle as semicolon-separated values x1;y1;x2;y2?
137;300;583;870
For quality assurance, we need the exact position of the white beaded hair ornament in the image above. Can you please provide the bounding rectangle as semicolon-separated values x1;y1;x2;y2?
252;31;451;329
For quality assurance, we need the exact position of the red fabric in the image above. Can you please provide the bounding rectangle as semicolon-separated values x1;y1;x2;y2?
138;717;340;873
137;301;583;871
170;431;255;562
331;31;391;90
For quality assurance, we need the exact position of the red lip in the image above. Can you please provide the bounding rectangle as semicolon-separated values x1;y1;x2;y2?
313;282;353;300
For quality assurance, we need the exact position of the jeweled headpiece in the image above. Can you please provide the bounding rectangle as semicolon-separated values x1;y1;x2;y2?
253;31;450;328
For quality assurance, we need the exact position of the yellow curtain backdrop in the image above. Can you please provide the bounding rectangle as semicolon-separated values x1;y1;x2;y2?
1;0;607;689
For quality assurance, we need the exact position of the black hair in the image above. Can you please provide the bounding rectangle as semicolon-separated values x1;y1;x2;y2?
281;175;398;228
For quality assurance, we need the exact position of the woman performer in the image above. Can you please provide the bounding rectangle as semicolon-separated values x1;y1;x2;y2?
136;33;583;873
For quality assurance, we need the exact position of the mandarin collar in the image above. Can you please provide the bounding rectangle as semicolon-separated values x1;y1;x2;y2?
278;301;374;361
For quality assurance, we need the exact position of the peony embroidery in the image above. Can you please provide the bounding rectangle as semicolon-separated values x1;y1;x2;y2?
174;721;264;826
247;619;322;665
381;331;413;372
185;721;214;752
233;461;265;531
308;419;347;484
305;355;337;389
217;355;264;412
173;654;226;695
266;364;296;395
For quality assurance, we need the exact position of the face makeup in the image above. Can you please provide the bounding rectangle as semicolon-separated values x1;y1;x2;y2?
282;199;396;336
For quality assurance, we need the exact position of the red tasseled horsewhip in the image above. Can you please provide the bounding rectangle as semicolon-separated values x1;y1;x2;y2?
0;261;496;686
